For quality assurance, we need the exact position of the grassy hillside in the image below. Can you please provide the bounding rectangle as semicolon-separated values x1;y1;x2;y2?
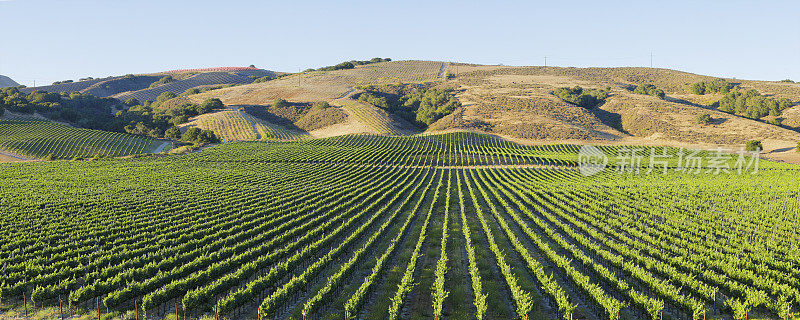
0;119;166;159
182;61;799;154
190;60;446;104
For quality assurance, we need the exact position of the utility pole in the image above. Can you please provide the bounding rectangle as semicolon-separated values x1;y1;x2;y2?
544;56;547;67
650;52;653;68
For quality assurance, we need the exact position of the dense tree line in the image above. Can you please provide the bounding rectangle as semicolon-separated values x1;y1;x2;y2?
553;86;610;109
0;86;220;143
305;58;392;72
1;87;119;129
633;84;665;99
689;79;736;95
715;89;793;119
357;86;460;126
118;93;223;140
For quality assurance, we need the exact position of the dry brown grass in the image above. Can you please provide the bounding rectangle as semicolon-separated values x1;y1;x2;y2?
190;61;445;105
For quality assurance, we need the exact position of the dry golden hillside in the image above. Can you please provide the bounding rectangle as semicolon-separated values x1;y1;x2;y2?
181;60;800;161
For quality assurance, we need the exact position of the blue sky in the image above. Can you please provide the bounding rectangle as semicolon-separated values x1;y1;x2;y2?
1;0;798;86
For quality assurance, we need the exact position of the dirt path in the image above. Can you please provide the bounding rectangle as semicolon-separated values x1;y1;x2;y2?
152;142;170;153
438;62;450;80
0;149;35;162
336;87;357;100
233;106;262;140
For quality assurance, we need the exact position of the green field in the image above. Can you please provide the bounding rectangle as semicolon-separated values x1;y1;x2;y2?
0;120;165;159
0;133;798;320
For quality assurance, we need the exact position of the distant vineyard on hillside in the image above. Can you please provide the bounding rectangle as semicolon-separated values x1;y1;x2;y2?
0;120;164;159
162;67;262;73
115;70;275;102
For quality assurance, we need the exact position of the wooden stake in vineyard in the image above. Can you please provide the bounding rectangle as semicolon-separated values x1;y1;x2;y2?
59;294;64;320
135;299;139;320
23;292;28;318
97;296;100;320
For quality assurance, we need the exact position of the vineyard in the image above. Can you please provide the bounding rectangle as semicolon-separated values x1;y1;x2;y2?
115;71;275;103
181;109;308;141
0;132;799;320
0;119;165;159
334;99;405;135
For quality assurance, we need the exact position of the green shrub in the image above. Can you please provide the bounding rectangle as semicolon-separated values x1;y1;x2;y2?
149;75;175;88
273;98;288;108
553;86;609;109
745;140;763;152
696;113;713;125
123;98;140;107
165;127;182;140
182;88;200;96
155;91;177;105
716;89;793;119
253;76;274;83
312;101;330;110
197;98;224;114
307;58;391;72
689;79;735;95
633;84;665;99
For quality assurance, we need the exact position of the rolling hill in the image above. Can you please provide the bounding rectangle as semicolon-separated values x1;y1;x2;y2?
19;67;278;102
0;75;19;88
179;60;800;162
3;60;800;163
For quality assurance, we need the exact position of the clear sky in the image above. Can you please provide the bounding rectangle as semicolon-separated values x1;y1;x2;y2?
1;0;798;86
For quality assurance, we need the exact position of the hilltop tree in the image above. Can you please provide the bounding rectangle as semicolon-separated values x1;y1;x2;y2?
745;140;763;152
